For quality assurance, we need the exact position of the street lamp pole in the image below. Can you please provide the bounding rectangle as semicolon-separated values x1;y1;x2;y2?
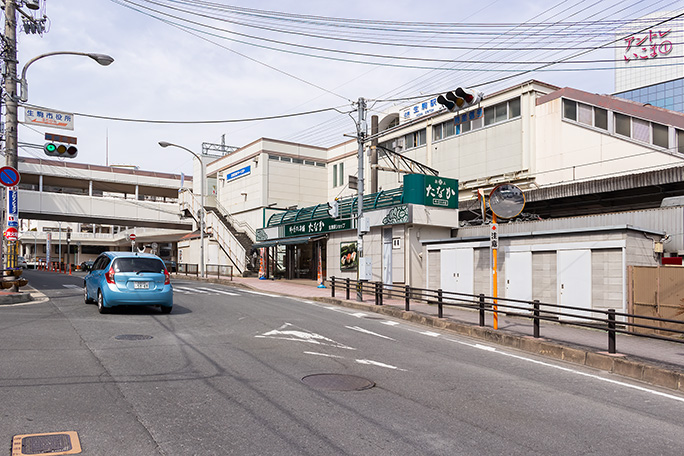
159;142;205;278
19;51;114;103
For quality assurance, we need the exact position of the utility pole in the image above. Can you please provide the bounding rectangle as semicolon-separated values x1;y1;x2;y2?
355;97;368;300
2;0;19;271
4;0;18;170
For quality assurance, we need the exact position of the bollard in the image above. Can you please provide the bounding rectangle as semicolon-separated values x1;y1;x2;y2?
479;294;485;327
331;276;336;298
608;309;616;354
378;282;383;306
374;282;379;306
405;285;410;311
345;277;350;300
438;289;443;318
533;300;540;338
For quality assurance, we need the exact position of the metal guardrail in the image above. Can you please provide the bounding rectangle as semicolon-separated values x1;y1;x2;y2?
176;263;233;281
329;277;684;354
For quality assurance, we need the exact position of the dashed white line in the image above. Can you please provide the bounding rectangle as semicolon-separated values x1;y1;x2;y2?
421;331;441;337
356;359;406;371
345;326;395;341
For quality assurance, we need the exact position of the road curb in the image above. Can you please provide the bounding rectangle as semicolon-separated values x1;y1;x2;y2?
313;296;684;393
0;291;32;305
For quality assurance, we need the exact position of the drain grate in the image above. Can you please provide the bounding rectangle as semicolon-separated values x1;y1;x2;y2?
115;334;153;341
301;373;375;391
12;431;81;455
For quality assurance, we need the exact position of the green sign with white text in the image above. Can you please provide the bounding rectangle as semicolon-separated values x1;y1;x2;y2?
403;174;458;209
284;218;352;237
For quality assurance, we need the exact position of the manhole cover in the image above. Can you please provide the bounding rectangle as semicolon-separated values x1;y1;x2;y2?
115;334;153;341
301;373;375;391
12;431;81;455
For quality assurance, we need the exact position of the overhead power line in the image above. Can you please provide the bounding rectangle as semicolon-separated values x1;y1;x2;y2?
20;102;350;124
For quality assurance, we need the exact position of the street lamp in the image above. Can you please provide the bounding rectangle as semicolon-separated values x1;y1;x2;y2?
159;141;205;278
20;51;115;103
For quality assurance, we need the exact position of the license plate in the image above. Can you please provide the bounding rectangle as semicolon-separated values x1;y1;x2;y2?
134;282;149;289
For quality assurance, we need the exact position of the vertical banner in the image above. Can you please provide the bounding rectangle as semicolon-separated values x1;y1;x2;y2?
258;247;266;279
46;232;52;266
6;186;18;228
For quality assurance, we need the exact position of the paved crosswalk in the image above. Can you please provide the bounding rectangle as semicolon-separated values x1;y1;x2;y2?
64;283;242;297
173;285;240;296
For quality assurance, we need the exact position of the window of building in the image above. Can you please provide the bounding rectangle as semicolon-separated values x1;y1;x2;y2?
678;129;684;154
432;120;457;141
615;113;631;137
509;98;521;118
292;158;303;164
333;164;338;187
484;98;520;126
578;103;593;125
594;107;608;130
652;123;669;149
632;118;649;143
338;162;344;186
563;99;577;121
405;129;426;149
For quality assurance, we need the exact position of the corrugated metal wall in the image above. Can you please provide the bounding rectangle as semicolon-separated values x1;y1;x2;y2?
458;206;684;252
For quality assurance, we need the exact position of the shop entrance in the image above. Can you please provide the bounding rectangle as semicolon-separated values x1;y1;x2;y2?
285;240;326;280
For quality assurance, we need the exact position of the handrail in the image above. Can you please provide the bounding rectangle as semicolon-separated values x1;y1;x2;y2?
213;198;256;240
329;276;684;355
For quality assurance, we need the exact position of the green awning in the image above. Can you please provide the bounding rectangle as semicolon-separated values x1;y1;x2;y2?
252;235;323;249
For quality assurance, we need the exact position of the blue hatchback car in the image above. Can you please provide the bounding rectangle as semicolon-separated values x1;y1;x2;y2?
84;252;173;314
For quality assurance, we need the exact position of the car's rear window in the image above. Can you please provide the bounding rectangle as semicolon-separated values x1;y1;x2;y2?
112;258;165;273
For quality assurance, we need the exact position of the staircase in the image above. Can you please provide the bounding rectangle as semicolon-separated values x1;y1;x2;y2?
179;189;254;275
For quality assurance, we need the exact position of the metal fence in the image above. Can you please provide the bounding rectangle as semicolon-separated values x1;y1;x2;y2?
329;276;684;354
177;263;233;280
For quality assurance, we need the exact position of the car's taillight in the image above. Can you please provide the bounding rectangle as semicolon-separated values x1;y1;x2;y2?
105;265;116;284
164;268;170;285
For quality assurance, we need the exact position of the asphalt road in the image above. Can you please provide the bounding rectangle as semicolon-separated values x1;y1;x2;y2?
2;269;684;455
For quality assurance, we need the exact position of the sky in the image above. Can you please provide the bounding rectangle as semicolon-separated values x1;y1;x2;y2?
8;0;680;176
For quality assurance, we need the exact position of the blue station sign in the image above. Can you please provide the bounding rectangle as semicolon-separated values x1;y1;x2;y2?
226;165;251;183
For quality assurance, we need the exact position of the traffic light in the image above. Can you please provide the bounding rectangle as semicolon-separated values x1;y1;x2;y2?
44;133;78;159
437;87;483;112
327;199;339;218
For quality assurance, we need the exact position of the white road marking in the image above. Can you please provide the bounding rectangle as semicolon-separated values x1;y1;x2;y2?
174;286;210;294
241;289;280;298
173;288;192;294
351;312;368;318
440;336;684;404
381;321;400;326
421;331;441;337
256;323;355;350
304;351;344;359
345;326;395;341
195;287;239;296
356;359;406;371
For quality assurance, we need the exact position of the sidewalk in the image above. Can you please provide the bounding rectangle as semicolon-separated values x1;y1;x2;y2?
183;274;684;392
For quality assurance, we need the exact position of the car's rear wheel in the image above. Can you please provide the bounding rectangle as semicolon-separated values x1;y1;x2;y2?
97;291;109;314
160;305;172;314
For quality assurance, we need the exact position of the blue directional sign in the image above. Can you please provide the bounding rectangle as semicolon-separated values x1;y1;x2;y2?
0;166;20;187
226;165;251;183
